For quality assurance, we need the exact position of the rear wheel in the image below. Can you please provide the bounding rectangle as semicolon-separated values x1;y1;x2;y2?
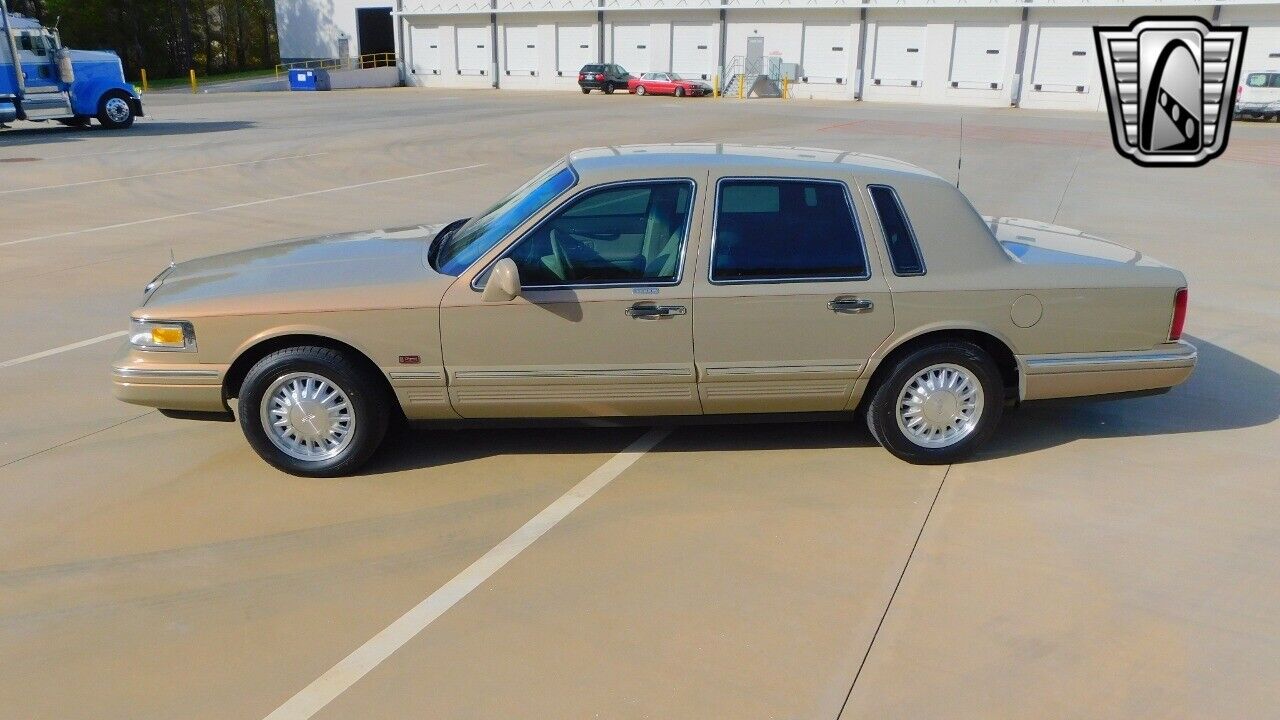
865;342;1004;464
581;87;591;94
96;91;135;129
635;85;646;96
238;346;390;477
603;83;615;95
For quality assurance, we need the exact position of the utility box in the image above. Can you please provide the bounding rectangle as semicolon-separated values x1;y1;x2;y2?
288;69;330;91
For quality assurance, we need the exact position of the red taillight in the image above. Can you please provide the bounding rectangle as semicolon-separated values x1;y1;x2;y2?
578;72;584;80
1237;84;1243;100
595;73;604;81
1169;287;1188;341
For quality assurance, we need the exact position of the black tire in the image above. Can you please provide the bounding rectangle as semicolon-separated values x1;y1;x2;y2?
865;341;1004;465
58;116;91;128
675;86;685;98
603;83;615;94
96;90;135;129
581;87;591;94
635;85;646;96
237;346;390;477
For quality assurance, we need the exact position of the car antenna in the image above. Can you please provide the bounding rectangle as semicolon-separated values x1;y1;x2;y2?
956;116;964;190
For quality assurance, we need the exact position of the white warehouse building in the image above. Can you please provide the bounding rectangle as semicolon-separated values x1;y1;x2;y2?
275;0;1280;111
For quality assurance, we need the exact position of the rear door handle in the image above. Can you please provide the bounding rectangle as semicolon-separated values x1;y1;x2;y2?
626;303;687;319
828;297;874;314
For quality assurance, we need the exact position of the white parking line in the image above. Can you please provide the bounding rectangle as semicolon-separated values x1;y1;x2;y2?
0;163;486;248
0;153;328;195
0;331;128;370
261;426;673;720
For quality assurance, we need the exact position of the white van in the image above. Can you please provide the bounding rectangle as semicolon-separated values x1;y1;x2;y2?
1236;71;1280;121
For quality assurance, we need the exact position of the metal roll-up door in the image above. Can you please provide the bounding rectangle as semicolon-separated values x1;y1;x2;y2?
411;25;440;74
504;25;538;75
557;24;596;76
612;24;650;74
801;23;850;83
872;24;926;87
949;24;1008;89
456;25;490;75
671;23;714;79
1031;24;1093;93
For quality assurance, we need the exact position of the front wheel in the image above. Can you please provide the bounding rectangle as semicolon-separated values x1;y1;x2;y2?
675;87;686;98
635;85;646;96
865;342;1004;464
96;91;135;129
238;346;390;477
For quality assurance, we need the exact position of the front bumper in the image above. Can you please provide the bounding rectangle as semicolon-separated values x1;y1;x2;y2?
111;344;226;412
1017;340;1197;401
1235;102;1279;117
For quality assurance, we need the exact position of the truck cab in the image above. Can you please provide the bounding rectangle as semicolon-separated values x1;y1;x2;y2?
1;5;143;129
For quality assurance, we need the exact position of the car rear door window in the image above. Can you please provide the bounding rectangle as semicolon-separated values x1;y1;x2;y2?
867;184;926;276
711;179;867;283
506;180;694;287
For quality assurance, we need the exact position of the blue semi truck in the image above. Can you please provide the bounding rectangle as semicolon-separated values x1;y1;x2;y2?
0;0;143;129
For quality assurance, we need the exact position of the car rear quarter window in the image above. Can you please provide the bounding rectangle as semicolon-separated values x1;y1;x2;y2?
867;184;926;276
711;179;868;283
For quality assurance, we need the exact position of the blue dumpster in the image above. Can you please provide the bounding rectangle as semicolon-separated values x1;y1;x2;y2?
288;69;330;91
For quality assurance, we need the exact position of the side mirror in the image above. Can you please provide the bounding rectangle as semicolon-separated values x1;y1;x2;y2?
481;258;521;302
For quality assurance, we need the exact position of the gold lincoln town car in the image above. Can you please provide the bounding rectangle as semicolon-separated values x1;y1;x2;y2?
112;145;1196;476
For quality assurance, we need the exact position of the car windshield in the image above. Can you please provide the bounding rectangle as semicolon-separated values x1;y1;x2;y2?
435;164;577;275
669;73;687;80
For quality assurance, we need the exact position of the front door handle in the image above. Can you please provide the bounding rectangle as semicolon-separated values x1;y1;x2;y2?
626;303;687;319
828;297;874;314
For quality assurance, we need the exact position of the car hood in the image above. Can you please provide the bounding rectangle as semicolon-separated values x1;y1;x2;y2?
139;224;454;318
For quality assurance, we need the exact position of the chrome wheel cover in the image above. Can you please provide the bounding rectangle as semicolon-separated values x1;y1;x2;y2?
895;363;985;449
104;97;131;123
260;372;356;462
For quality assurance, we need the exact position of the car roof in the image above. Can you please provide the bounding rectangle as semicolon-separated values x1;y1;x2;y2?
567;143;941;180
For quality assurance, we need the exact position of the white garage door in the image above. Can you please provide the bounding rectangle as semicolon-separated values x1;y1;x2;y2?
802;23;850;82
505;24;538;74
612;24;650;74
671;23;714;79
410;25;440;74
873;24;926;86
1237;24;1280;73
557;24;596;75
456;25;491;75
1031;24;1093;92
949;24;1008;88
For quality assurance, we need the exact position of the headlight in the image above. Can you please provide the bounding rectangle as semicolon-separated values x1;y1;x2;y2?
129;319;196;352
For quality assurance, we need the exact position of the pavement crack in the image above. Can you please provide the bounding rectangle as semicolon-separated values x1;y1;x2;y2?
0;411;155;471
836;464;952;719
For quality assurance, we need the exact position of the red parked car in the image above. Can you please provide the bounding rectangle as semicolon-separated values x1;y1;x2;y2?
628;72;714;97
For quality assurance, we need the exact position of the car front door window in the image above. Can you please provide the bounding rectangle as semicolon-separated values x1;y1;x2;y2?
505;180;694;287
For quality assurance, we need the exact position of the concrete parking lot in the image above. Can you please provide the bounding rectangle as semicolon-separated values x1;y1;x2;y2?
1;88;1277;719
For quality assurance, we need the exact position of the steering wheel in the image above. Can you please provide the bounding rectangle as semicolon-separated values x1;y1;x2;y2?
548;228;575;282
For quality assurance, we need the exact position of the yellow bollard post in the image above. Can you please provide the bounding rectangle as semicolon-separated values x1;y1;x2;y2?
140;69;149;92
782;76;788;99
737;73;744;100
189;68;197;94
713;73;719;98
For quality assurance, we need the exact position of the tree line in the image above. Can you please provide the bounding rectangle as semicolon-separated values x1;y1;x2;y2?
9;0;279;81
